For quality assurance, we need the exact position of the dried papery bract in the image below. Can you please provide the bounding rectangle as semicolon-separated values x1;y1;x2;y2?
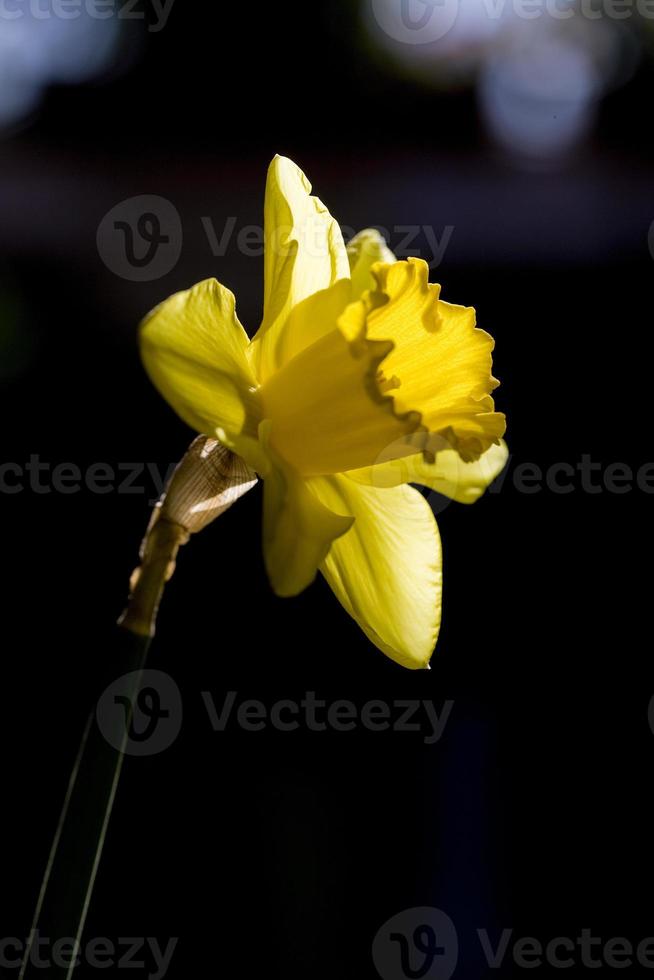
119;436;257;637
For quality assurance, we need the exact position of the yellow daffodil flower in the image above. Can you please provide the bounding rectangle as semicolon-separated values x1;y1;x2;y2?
140;156;507;669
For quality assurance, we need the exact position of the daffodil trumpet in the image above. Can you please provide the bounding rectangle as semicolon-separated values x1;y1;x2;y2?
133;156;507;669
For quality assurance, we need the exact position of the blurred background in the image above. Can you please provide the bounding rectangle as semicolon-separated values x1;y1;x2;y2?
1;1;653;977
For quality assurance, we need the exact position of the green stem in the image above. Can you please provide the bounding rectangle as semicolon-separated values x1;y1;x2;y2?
20;520;187;979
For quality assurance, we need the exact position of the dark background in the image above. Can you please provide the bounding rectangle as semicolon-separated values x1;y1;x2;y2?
1;1;653;977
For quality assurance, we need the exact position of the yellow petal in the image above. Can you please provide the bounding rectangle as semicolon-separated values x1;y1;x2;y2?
249;156;350;383
342;258;506;462
308;475;442;669
348;439;509;503
140;278;260;442
260;323;421;477
347;228;396;299
263;278;352;372
260;423;354;597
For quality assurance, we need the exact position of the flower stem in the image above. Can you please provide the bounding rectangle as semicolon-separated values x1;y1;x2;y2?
20;520;187;979
118;515;190;638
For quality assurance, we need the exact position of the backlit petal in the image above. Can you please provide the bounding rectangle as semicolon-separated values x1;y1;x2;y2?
140;278;260;442
348;439;509;503
308;475;442;669
249;156;350;382
262;278;352;372
260;423;353;597
347;228;396;299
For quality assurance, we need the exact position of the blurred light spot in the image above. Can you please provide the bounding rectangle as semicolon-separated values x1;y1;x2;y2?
0;58;42;124
362;0;640;129
365;0;513;83
0;1;122;128
479;38;600;159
